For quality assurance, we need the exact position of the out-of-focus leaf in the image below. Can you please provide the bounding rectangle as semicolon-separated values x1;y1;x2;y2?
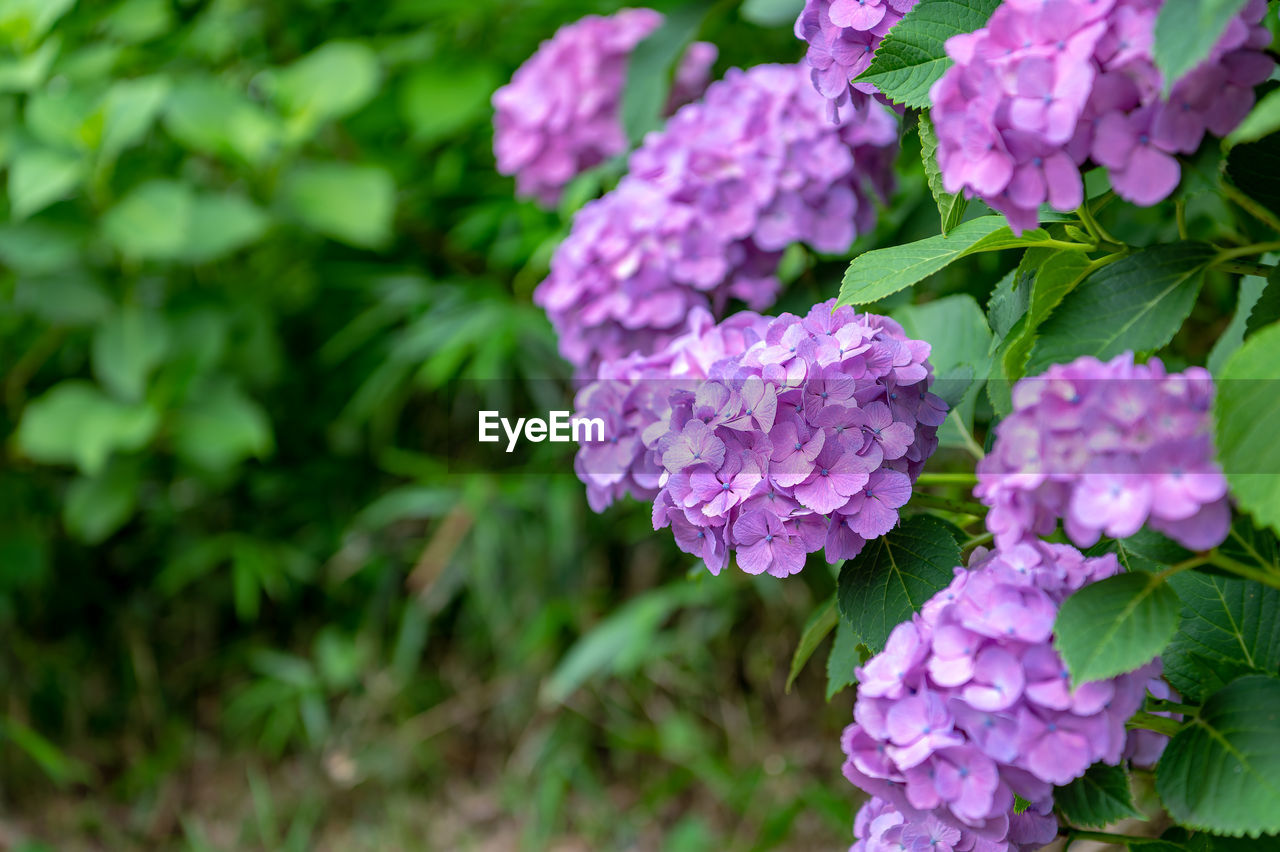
91;306;171;401
399;63;497;143
16;381;158;475
0;35;58;92
267;41;380;135
13;274;111;325
1225;132;1280;220
279;162;395;249
0;0;75;48
740;0;804;26
825;618;861;700
25;86;102;150
101;179;193;259
893;294;991;444
183;193;271;262
0;716;93;787
1228;90;1280;146
1153;0;1250;96
170;382;273;471
64;457;142;544
8;146;82;219
621;2;711;144
101;0;173;44
100;75;170;160
0;222;82;274
0;526;49;592
163;76;279;166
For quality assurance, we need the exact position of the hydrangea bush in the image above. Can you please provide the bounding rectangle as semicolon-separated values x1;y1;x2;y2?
498;1;1280;848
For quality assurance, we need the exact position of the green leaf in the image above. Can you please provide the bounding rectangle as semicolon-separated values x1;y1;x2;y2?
787;596;838;692
1208;273;1268;374
1055;763;1143;828
170;382;273;471
826;619;862;700
91;306;171;401
8;146;83;219
1225;133;1280;221
0;222;82;275
1246;269;1280;338
893;294;991;444
0;35;58;93
101;0;172;44
16;381;158;475
100;75;170;161
740;0;804;26
13;274;111;326
621;2;711;144
1156;675;1280;837
986;267;1026;341
0;0;75;48
101;179;194;260
398;63;497;143
163;76;279;166
63;457;141;545
1154;0;1251;96
837;514;961;653
279;162;395;249
838;216;1051;307
0;716;93;787
540;582;710;705
1215;321;1280;535
267;41;380;135
183;193;271;262
854;0;1001;108
917;112;967;234
1027;243;1215;374
1227;88;1280;146
1163;569;1280;703
1001;247;1094;381
1054;571;1182;687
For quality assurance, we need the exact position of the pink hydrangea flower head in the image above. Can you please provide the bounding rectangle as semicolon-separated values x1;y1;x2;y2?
929;0;1274;232
976;352;1229;551
648;301;946;576
849;794;1058;852
841;541;1162;839
536;63;898;376
493;9;718;206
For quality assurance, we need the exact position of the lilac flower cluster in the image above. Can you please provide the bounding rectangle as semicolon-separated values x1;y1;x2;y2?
975;353;1229;552
842;541;1158;844
930;0;1274;232
573;308;771;512
850;794;1057;852
535;63;898;376
794;0;920;119
491;9;717;206
649;300;947;577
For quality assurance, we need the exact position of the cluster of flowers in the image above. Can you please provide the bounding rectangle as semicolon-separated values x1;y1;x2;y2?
851;794;1057;852
535;63;898;376
975;353;1230;552
794;0;920;119
930;0;1274;232
491;8;717;206
645;300;946;577
842;541;1159;846
573;308;770;512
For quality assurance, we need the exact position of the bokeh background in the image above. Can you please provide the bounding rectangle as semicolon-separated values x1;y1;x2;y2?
0;0;1250;849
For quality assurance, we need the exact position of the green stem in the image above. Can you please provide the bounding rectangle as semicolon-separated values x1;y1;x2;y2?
946;410;985;462
908;494;986;517
1063;828;1158;846
1176;199;1189;240
1125;711;1183;738
1156;558;1201;582
1215;240;1280;262
1077;201;1121;248
1146;698;1199;716
1223;182;1280;234
1215;259;1278;277
961;531;994;550
915;472;978;486
1205;551;1280;590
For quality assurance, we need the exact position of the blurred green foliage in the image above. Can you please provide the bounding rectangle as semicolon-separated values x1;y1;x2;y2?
0;0;862;848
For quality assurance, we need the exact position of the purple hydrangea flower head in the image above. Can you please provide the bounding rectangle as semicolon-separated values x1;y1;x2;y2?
929;0;1274;232
573;308;772;512
975;352;1229;551
492;9;718;206
536;63;898;376
650;300;946;576
841;541;1162;839
849;794;1058;852
795;0;921;119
